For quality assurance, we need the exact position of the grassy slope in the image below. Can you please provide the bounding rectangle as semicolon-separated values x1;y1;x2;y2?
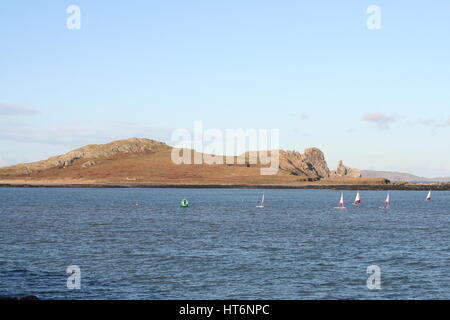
0;148;387;185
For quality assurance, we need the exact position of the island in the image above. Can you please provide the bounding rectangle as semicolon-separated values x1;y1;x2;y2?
1;138;449;190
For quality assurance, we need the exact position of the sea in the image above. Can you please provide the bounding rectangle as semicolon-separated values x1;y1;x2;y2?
0;188;449;300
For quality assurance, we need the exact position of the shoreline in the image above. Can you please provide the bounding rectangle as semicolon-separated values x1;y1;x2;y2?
1;182;449;191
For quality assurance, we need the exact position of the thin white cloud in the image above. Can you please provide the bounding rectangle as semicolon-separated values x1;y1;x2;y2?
416;118;436;126
0;103;38;116
298;113;309;120
290;112;309;120
434;117;450;128
0;121;174;147
361;112;396;130
402;117;450;130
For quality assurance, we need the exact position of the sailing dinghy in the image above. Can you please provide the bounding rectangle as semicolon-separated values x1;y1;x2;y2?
335;192;347;210
380;193;390;209
425;190;432;202
256;193;265;208
353;191;361;206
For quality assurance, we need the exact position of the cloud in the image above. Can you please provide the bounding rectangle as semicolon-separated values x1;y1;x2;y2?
0;103;38;116
290;112;309;120
434;117;450;128
361;112;396;130
298;113;309;120
0;121;174;147
416;118;436;126
416;117;450;128
401;117;450;130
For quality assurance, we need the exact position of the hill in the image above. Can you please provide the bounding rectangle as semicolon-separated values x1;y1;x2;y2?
0;138;386;186
361;170;450;182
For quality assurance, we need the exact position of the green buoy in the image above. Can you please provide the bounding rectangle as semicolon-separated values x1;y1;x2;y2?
180;199;189;207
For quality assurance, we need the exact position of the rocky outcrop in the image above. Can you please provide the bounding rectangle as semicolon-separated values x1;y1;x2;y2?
48;138;168;169
0;138;169;176
331;160;361;178
81;160;98;169
279;148;330;178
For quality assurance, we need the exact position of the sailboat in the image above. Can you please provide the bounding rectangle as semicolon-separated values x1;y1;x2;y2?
425;190;432;202
353;191;361;206
335;192;347;209
256;193;265;208
380;193;390;209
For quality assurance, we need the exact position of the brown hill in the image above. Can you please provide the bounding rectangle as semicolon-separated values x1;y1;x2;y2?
0;138;381;186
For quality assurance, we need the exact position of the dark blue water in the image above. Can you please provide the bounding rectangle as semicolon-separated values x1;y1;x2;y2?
0;188;449;299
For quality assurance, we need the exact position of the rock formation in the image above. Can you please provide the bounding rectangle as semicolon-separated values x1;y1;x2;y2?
0;138;169;176
49;137;169;168
331;160;361;178
81;160;98;169
278;148;330;178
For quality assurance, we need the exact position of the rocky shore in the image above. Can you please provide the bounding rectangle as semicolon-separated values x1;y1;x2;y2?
1;182;449;191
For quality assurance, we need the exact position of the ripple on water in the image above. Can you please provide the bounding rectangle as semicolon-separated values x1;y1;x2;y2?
1;188;450;299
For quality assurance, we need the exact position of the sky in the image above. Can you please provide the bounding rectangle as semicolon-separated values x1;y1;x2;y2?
0;1;449;177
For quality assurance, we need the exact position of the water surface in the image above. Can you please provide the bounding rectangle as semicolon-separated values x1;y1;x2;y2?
1;188;449;299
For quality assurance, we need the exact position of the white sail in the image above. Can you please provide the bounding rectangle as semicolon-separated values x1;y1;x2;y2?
335;192;346;209
426;190;432;201
385;193;390;206
256;193;265;208
354;191;361;205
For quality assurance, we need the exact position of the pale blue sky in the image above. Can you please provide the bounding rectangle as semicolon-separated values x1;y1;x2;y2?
0;1;449;176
